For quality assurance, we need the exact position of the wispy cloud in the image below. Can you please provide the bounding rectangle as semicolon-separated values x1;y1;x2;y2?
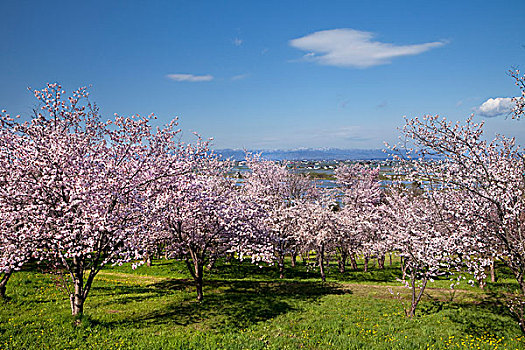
339;98;350;108
233;38;243;46
376;101;388;109
310;126;372;142
231;73;249;81
166;74;214;82
289;28;447;68
475;97;514;117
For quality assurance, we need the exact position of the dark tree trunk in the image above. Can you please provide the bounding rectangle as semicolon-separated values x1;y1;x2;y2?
302;251;310;266
291;251;297;268
338;248;348;274
278;253;285;279
349;253;358;270
70;258;83;316
511;267;525;297
69;257;93;317
0;269;13;299
318;245;326;282
377;254;385;269
186;248;206;302
406;271;428;318
364;255;369;273
389;253;393;267
195;269;204;302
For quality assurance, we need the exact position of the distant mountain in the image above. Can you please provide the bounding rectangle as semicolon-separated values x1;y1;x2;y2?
214;148;390;161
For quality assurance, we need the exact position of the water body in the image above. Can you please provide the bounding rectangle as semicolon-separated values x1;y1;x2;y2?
230;159;397;190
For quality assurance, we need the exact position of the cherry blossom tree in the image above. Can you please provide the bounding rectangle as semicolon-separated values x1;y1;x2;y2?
383;183;472;317
335;164;384;272
147;153;271;301
294;192;339;282
0;84;190;315
389;74;525;321
0;219;37;299
395;116;524;283
243;155;317;278
136;135;216;268
0;120;40;299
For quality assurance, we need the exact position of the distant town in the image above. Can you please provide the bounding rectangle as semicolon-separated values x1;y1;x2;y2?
216;148;390;161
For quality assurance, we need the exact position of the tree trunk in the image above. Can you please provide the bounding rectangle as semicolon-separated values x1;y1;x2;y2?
338;249;348;274
193;258;204;301
377;254;385;269
407;271;428;318
0;269;13;299
195;272;204;302
185;248;206;302
389;253;392;267
318;245;326;282
70;277;86;316
69;257;89;317
349;253;358;270
513;269;525;297
364;255;369;273
490;259;496;283
291;251;297;268
479;278;486;289
70;283;85;316
278;253;285;279
401;257;407;280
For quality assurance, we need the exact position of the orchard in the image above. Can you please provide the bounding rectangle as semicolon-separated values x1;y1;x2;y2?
0;71;524;349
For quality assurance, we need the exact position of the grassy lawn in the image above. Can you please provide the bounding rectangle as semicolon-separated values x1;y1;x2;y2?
1;258;524;349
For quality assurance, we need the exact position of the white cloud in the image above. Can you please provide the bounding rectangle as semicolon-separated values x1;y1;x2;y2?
289;28;447;68
166;74;213;82
231;74;249;81
475;97;514;117
233;38;243;46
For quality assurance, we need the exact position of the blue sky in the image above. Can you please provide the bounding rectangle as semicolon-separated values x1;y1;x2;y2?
1;0;524;149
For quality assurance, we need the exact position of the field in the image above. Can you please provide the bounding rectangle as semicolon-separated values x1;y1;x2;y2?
1;258;524;350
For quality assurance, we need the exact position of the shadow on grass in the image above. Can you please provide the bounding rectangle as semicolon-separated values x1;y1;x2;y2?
418;288;521;335
208;259;405;284
448;302;517;335
95;278;348;331
331;268;402;283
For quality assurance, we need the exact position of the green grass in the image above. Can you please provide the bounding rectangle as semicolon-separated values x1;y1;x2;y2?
1;258;524;349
